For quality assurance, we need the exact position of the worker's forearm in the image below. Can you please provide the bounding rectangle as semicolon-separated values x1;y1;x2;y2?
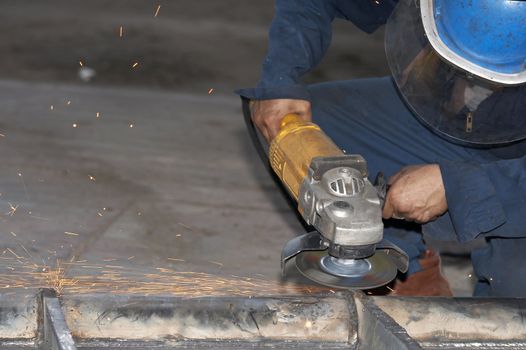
237;0;397;101
238;0;336;102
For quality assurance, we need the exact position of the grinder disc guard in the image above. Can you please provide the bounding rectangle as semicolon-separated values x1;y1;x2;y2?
295;250;397;289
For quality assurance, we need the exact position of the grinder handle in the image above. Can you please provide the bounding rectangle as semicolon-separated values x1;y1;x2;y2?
269;113;344;200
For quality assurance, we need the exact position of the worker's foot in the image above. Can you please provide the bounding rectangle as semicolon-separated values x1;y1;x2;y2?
392;249;453;296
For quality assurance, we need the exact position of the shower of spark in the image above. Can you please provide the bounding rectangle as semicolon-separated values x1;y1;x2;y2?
0;250;324;297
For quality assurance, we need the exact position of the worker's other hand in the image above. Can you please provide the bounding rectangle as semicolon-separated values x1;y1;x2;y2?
250;99;311;142
383;164;447;224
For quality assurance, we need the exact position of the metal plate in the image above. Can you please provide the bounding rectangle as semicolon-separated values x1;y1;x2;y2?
295;250;397;290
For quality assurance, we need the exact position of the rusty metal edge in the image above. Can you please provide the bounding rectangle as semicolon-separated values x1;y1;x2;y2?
75;339;352;349
353;292;423;350
418;341;526;350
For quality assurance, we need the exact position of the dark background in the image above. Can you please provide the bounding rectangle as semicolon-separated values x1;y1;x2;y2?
0;0;388;92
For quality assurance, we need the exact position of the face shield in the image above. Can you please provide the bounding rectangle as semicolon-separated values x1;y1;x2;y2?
385;0;526;146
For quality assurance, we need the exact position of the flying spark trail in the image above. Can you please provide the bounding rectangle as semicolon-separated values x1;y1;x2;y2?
154;4;161;17
18;172;30;201
6;202;19;216
119;26;124;38
208;261;223;267
0;248;325;297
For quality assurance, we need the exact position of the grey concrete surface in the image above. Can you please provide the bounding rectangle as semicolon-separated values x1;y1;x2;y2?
0;79;313;295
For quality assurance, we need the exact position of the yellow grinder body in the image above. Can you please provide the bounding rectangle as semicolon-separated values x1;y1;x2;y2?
268;114;343;200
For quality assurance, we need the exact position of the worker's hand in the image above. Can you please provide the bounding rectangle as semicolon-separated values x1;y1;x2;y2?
383;164;447;224
250;99;311;142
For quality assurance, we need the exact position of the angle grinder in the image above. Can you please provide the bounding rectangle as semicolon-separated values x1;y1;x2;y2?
243;101;408;290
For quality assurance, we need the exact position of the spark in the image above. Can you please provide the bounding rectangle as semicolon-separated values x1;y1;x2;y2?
129;123;134;128
167;258;185;262
119;26;124;37
6;202;19;216
208;261;223;268
72;123;78;128
79;60;84;67
305;320;312;328
127;256;135;260
0;133;4;138
10;232;16;237
386;286;394;292
66;100;71;106
88;175;96;181
64;231;79;236
208;88;214;95
6;248;23;260
97;212;103;217
50;105;54;111
29;215;50;221
154;4;161;17
96;112;100;118
17;172;30;201
177;222;193;231
132;62;139;68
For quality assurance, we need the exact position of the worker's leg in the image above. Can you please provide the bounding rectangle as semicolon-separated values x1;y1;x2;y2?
471;237;526;296
308;77;476;275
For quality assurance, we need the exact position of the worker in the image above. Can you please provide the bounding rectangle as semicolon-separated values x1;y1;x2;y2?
238;0;526;297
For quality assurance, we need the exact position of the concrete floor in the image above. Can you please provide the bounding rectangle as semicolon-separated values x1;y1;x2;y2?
0;79;314;294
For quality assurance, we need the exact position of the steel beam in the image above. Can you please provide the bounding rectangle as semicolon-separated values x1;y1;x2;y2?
0;290;526;349
39;290;77;350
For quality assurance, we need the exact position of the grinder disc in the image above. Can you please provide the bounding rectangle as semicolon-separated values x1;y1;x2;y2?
295;250;397;289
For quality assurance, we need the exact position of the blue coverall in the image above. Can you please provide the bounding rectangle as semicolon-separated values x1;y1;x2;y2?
237;0;526;297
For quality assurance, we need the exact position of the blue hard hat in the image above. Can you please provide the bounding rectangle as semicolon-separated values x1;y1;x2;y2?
421;0;526;85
